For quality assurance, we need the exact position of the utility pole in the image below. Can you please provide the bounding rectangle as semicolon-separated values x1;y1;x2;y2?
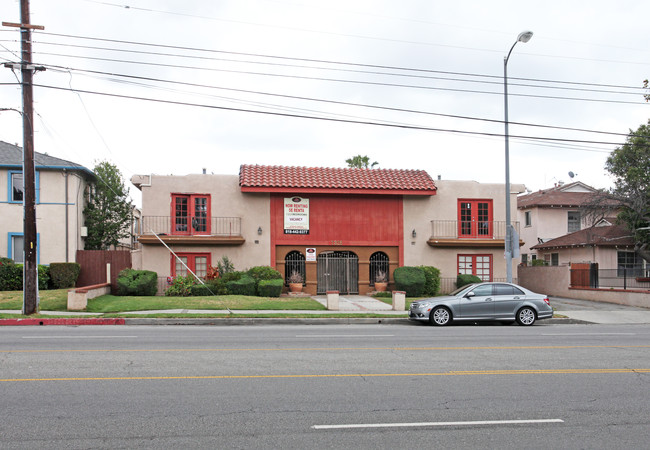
3;0;44;314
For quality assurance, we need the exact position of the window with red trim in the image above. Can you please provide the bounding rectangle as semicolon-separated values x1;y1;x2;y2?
458;254;492;281
458;199;492;238
171;194;210;235
172;253;211;278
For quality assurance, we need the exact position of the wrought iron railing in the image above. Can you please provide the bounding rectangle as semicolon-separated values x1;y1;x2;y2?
430;220;519;240
571;268;650;290
140;216;242;237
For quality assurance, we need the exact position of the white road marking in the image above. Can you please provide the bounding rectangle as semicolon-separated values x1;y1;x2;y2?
542;333;635;336
296;335;394;338
312;419;564;430
21;336;138;339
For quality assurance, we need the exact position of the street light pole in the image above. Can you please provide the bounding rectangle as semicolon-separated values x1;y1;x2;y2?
504;31;533;284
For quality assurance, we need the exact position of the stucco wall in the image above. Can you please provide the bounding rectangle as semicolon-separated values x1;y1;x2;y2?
518;265;649;308
1;169;88;264
137;174;271;275
403;179;523;279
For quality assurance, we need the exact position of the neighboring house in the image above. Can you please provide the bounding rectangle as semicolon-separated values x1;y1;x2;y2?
517;181;601;265
531;223;646;275
0;141;95;264
131;165;524;294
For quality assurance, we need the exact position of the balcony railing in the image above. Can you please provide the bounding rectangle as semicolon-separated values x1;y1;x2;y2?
140;216;242;237
430;220;519;240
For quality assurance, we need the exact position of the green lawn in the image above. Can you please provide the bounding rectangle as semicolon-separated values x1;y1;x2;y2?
0;290;326;313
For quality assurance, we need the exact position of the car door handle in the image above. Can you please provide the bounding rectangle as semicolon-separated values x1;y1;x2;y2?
485;298;493;302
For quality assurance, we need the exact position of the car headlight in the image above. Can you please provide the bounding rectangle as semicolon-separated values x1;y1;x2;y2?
417;302;431;310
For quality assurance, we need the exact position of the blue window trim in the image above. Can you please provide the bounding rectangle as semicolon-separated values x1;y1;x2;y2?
7;170;40;204
7;232;40;264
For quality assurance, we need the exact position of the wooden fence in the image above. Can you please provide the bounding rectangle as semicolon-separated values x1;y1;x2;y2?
76;250;132;291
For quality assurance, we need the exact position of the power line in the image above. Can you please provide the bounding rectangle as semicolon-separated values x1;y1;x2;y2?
11;38;641;98
39;62;640;138
32;82;631;147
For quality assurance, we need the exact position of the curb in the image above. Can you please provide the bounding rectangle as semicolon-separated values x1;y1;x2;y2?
0;318;125;326
0;317;589;327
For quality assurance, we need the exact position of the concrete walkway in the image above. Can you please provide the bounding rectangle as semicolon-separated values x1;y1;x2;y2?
2;295;649;324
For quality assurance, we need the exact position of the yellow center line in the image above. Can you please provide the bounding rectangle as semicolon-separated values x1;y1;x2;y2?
2;368;649;382
1;344;650;354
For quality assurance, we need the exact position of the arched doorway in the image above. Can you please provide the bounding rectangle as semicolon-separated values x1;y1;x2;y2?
317;251;358;294
369;251;390;286
284;250;306;286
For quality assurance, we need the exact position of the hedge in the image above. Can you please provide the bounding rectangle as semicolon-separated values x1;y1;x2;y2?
49;262;81;289
117;269;158;296
456;274;482;288
226;275;257;296
247;266;282;295
418;265;441;297
0;260;49;291
258;278;283;297
393;266;426;297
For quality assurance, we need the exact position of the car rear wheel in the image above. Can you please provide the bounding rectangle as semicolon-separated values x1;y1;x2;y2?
516;307;536;326
430;306;451;326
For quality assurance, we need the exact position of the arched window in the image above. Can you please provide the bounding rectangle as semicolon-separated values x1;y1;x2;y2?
285;250;306;285
369;251;389;286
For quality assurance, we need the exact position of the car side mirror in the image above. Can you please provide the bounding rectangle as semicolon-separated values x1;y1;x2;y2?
465;291;475;298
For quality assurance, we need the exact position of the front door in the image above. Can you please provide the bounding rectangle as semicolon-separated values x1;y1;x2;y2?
317;251;359;294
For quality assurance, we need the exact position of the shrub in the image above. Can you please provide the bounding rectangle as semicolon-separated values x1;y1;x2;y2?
531;259;548;266
221;271;243;284
456;274;482;288
0;263;49;291
207;278;229;295
117;269;158;296
226;275;256;296
216;255;235;275
419;266;441;296
165;274;197;297
49;262;81;289
393;266;426;297
38;265;50;290
258;278;284;297
190;283;216;296
247;266;283;295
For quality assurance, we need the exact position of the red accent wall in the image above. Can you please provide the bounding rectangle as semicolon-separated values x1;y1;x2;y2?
271;194;403;246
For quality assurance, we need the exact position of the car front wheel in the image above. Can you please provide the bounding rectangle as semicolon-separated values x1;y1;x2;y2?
516;307;536;326
430;306;451;326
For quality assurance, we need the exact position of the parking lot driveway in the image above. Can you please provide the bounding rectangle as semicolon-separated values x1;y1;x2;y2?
551;296;650;324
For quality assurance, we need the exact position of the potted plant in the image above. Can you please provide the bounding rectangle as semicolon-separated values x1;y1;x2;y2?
374;270;388;292
288;271;304;293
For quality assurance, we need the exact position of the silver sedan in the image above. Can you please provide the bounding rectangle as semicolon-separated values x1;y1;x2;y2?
408;282;553;326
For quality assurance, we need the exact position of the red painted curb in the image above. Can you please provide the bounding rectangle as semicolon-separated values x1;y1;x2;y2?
0;318;125;326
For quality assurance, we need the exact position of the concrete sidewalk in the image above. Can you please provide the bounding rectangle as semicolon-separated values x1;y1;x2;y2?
1;295;649;325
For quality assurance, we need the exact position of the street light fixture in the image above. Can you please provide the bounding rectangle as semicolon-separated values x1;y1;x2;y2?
504;30;533;284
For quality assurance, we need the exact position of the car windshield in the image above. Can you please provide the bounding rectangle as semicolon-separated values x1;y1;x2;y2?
449;284;477;296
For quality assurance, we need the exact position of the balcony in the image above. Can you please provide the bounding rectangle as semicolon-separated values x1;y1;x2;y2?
427;220;521;248
136;216;245;246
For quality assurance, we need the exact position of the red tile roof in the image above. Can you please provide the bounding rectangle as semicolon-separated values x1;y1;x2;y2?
531;224;635;250
239;165;437;195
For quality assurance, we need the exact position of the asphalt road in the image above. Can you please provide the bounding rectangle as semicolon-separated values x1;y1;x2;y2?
1;323;649;449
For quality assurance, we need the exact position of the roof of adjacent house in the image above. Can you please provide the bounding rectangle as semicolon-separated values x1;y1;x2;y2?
517;181;599;209
239;164;438;195
531;224;635;250
0;140;94;176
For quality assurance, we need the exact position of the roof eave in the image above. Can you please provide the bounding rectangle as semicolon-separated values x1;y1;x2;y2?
241;186;436;195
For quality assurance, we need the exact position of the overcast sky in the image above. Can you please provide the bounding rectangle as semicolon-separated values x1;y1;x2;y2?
1;0;649;206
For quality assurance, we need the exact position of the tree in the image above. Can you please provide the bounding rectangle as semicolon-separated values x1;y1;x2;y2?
84;161;134;250
604;119;650;263
345;155;378;169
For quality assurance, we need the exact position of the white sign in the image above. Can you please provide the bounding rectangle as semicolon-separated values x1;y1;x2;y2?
284;196;309;234
306;248;316;261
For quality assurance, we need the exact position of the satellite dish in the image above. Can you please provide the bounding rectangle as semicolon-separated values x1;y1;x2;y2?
568;171;576;179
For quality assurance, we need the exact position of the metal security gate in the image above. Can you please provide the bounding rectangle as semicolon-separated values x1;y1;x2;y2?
317;251;358;294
